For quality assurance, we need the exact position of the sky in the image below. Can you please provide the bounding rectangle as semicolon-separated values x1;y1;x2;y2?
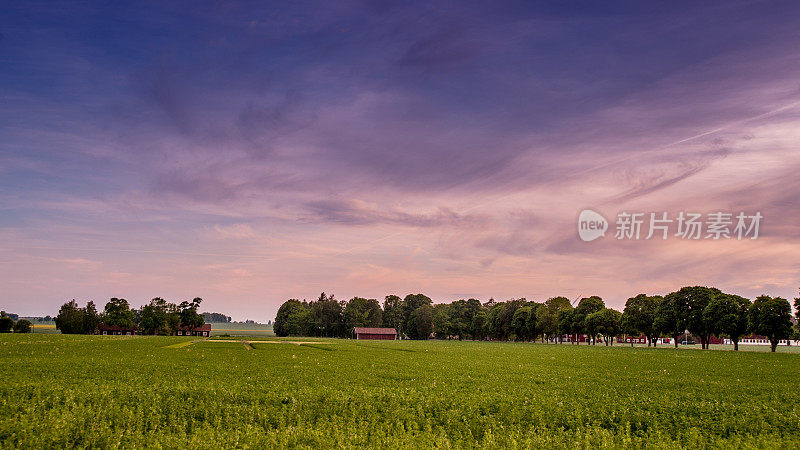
1;1;800;320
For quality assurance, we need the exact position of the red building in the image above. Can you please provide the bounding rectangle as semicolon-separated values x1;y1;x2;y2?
175;324;212;337
98;324;136;336
353;327;397;340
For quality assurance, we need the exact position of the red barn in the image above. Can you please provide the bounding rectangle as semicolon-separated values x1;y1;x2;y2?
353;327;397;340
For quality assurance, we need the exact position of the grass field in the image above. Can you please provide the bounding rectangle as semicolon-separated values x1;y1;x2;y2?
1;335;798;448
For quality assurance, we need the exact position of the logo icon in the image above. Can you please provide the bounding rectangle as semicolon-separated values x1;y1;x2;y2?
578;209;608;241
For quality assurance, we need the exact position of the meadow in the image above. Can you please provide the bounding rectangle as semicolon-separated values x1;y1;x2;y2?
1;335;798;448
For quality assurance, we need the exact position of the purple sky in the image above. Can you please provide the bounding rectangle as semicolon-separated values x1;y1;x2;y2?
2;1;800;320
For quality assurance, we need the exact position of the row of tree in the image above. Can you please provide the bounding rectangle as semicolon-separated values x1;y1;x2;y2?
0;311;32;333
274;287;800;352
55;297;205;335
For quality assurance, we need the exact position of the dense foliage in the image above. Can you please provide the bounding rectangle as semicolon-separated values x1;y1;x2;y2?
274;287;796;350
1;334;799;447
54;298;206;335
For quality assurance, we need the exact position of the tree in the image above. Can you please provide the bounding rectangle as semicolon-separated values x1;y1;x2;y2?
382;295;404;333
586;308;622;345
662;286;719;349
557;308;575;344
447;299;482;340
471;309;487;341
794;294;800;337
401;294;432;338
178;298;205;329
343;297;382;333
622;294;663;347
530;303;547;342
103;298;136;328
511;305;533;341
309;293;344;337
0;312;14;333
139;298;178;335
84;301;100;334
406;304;433;340
654;293;689;348
54;300;85;334
574;296;605;344
13;319;32;333
432;303;451;339
749;295;793;352
539;297;570;342
704;294;750;351
274;299;311;337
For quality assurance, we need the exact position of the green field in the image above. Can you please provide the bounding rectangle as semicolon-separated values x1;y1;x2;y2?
1;335;799;448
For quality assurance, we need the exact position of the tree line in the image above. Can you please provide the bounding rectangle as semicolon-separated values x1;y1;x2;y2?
274;287;800;352
54;297;206;335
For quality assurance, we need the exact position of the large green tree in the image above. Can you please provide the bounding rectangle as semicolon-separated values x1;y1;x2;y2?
539;297;571;342
139;298;178;335
54;300;85;334
381;295;404;333
749;295;793;352
406;304;433;340
84;301;100;334
654;293;689;348
310;293;344;337
704;294;750;351
432;303;451;339
511;305;534;341
663;286;720;349
274;299;311;337
586;308;622;346
557;308;575;344
343;297;382;333
574;296;605;344
401;294;433;338
622;294;663;347
178;298;205;329
103;298;136;328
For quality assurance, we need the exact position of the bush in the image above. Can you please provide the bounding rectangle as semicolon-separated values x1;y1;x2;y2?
13;319;32;333
0;312;13;333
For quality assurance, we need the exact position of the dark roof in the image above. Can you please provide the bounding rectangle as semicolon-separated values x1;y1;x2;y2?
353;327;397;335
178;324;212;332
98;323;136;331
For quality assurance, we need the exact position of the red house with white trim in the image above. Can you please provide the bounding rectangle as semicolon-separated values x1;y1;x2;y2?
174;324;212;337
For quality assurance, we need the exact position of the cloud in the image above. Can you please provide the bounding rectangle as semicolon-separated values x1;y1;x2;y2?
302;199;488;228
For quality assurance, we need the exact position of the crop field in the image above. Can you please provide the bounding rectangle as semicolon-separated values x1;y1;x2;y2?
210;322;274;337
1;335;799;448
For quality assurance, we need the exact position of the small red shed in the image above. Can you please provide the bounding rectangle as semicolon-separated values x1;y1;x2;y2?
353;327;397;340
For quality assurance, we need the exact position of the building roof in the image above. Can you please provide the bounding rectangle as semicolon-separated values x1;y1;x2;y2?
98;323;136;331
177;324;212;332
353;327;397;335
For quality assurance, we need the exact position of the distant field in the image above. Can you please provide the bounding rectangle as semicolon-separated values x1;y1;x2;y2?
1;335;799;448
29;323;60;334
210;322;274;337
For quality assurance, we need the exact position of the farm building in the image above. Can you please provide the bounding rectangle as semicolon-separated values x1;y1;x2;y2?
352;327;397;340
175;324;212;337
98;324;136;336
